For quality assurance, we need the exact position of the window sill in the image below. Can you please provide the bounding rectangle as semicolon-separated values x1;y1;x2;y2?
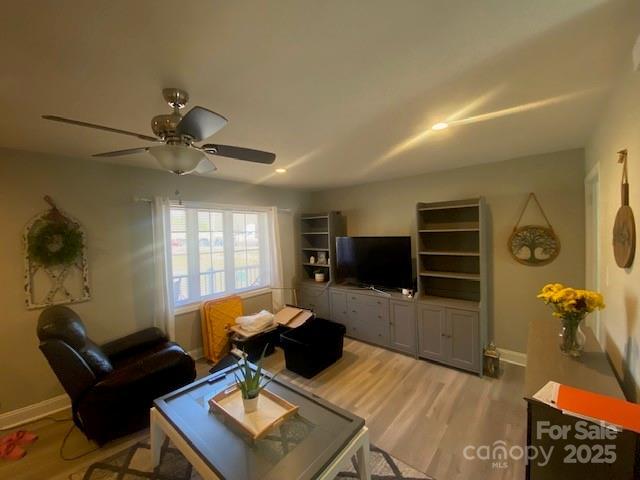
173;287;273;316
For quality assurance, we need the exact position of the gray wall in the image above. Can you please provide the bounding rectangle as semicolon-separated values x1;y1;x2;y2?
0;146;587;414
585;68;640;401
310;149;586;354
0;149;307;413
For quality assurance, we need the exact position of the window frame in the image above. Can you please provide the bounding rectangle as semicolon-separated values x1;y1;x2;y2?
167;201;273;312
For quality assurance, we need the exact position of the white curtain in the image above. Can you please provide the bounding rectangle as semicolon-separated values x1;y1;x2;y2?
268;207;285;311
151;196;175;340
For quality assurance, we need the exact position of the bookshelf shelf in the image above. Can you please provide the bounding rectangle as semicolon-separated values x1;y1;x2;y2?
419;250;480;256
415;198;488;374
419;271;481;281
419;222;480;232
299;212;345;284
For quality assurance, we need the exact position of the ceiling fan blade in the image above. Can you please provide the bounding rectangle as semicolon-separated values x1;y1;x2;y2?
193;158;217;175
42;115;159;142
93;147;150;157
176;106;228;141
201;144;276;164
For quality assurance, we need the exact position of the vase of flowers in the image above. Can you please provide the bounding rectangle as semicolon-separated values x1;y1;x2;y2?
537;283;605;357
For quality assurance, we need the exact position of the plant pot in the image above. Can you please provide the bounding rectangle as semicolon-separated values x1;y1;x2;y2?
559;316;586;357
242;395;259;413
314;272;325;282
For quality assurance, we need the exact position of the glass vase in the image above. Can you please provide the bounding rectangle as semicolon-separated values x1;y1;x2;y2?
559;316;586;357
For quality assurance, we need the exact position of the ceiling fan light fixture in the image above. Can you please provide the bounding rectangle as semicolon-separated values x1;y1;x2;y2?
149;144;206;175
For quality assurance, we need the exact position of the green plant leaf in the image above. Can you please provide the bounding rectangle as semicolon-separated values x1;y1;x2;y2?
255;343;269;383
233;372;248;398
260;370;278;391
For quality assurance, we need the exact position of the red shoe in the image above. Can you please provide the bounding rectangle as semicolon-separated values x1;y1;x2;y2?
0;431;38;447
0;441;26;461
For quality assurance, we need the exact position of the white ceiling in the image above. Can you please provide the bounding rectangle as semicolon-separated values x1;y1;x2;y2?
1;0;638;190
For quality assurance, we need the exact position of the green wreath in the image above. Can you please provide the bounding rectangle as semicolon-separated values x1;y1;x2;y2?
28;220;83;267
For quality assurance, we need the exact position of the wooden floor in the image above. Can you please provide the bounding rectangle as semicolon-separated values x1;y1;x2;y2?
264;339;526;479
0;339;525;480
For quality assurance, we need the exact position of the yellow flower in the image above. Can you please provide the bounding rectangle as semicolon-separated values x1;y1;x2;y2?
538;283;605;317
537;283;565;303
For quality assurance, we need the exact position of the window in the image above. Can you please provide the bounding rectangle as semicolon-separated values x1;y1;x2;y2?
168;204;272;306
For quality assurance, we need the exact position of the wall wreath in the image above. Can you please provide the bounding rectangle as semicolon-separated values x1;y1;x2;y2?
508;193;560;266
24;196;90;309
28;221;84;267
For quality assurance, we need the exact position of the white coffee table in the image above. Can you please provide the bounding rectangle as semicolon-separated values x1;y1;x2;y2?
151;366;371;480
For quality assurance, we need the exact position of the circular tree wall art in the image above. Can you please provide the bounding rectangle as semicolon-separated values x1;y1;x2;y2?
24;196;90;309
508;193;560;266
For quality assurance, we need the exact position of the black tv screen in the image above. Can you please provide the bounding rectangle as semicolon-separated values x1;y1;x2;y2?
336;236;412;290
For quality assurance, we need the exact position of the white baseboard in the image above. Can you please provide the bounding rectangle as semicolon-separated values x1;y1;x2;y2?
188;347;204;360
0;394;70;430
497;348;527;367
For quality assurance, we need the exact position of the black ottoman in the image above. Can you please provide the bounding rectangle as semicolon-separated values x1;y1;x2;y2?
280;318;346;378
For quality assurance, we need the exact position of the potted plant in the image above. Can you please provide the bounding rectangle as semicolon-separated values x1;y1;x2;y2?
314;269;325;282
234;345;276;413
537;283;605;357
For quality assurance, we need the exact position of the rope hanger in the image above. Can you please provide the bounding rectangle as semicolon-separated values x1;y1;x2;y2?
619;149;630;206
513;193;554;232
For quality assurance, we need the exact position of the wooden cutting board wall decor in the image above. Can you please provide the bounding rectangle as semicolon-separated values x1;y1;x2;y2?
508;193;560;266
613;149;635;268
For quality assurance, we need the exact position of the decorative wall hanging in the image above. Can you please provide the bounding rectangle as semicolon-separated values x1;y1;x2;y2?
24;196;90;309
508;193;560;266
613;149;635;268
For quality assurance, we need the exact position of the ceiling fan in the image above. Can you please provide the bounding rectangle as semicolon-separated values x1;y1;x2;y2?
42;88;276;175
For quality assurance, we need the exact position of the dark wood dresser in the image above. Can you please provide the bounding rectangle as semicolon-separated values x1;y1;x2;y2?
525;317;638;479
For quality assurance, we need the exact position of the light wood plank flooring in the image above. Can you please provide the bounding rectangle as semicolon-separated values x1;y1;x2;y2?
0;339;525;479
264;339;526;479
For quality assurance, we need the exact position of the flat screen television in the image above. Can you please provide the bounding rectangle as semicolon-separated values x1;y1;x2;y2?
336;236;413;290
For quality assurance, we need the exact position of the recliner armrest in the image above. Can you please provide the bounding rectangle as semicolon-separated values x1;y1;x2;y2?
101;327;168;361
93;344;193;392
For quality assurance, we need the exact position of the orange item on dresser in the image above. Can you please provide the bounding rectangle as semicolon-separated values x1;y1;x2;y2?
556;384;640;434
200;295;244;363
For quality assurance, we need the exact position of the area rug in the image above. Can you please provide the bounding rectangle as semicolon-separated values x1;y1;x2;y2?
69;437;432;480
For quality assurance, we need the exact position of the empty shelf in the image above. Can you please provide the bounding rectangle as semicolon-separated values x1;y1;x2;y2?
419;250;480;256
419;271;480;281
419;222;479;232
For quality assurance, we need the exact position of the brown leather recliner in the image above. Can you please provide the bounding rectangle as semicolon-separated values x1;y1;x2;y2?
37;305;196;445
